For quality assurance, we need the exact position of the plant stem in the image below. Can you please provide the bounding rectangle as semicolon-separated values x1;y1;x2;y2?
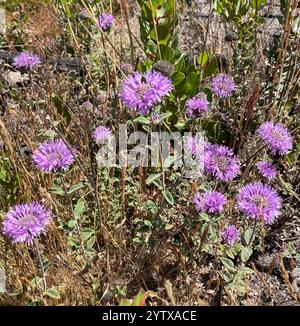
248;219;257;246
34;238;47;292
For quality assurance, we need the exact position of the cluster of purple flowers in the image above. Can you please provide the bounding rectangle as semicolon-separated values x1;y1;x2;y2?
13;51;41;70
92;126;112;144
2;202;51;243
256;161;276;180
186;93;209;118
203;144;241;182
119;71;173;115
222;225;239;245
97;12;114;30
193;191;227;214
236;182;282;224
211;74;236;98
32;139;76;173
258;121;293;155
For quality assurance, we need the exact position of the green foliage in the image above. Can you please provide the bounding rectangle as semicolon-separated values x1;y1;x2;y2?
137;0;178;57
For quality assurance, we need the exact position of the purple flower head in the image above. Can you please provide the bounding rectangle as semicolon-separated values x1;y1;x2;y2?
32;139;76;173
97;12;114;30
193;191;227;214
92;126;112;144
257;121;293;155
211;74;235;98
2;202;51;244
151;113;160;123
256;161;276;180
119;71;173;115
236;182;282;224
222;225;239;245
186;92;209;118
13;51;41;70
204;144;241;181
82;100;93;110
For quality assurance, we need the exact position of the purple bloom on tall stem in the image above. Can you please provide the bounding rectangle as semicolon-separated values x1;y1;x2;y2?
193;191;227;214
257;121;293;155
2;202;51;243
32;139;76;173
211;74;235;98
222;225;239;245
236;182;282;224
92;126;112;144
12;51;41;70
204;144;241;181
97;12;114;30
256;161;276;180
119;71;173;115
186;92;209;118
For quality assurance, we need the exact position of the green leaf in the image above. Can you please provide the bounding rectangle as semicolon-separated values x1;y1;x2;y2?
185;72;200;96
74;199;86;219
203;58;217;77
67;182;84;194
119;299;132;306
152;178;163;190
220;257;236;272
244;229;253;246
160;45;175;61
162;190;174;205
49;186;65;196
132;289;147;306
157;112;173;122
171;71;185;85
44;288;61;299
197;52;208;67
81;228;95;241
134;116;151;125
146;173;162;185
239;266;254;274
241;247;253;262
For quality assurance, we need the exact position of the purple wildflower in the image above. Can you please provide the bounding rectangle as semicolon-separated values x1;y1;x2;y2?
97;12;114;30
2;202;51;244
82;100;93;110
204;144;241;181
193;191;227;214
257;121;293;155
151;114;160;123
13;51;41;70
119;71;173;115
211;74;235;98
32;139;76;173
222;225;239;245
186;92;209;118
92;126;112;144
236;182;282;224
256;161;276;180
